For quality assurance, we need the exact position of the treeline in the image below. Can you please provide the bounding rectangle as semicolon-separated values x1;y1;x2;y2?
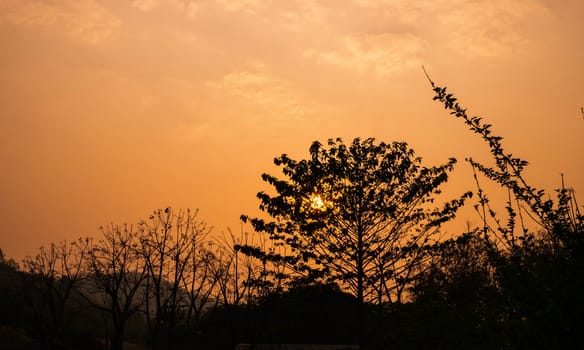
0;209;275;350
1;80;583;350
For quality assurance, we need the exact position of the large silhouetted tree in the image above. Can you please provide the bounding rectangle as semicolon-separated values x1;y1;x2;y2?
239;137;471;304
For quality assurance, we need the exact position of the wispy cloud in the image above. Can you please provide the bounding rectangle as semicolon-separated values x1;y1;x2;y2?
274;1;329;33
214;0;261;14
0;0;120;44
305;33;426;76
347;0;551;58
130;0;199;18
207;63;314;122
437;0;550;58
295;0;550;61
177;0;200;18
131;0;158;12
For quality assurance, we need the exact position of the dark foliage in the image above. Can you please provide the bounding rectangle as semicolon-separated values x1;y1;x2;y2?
198;283;363;349
238;137;471;304
412;74;584;349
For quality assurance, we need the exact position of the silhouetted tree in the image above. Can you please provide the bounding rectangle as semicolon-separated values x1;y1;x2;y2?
137;207;211;350
406;230;503;349
21;239;88;350
0;248;23;329
180;237;218;329
427;75;584;348
428;73;583;243
0;248;18;270
239;137;471;304
212;228;286;308
83;224;147;350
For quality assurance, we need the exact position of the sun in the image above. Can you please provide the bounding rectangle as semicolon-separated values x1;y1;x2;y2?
309;194;326;211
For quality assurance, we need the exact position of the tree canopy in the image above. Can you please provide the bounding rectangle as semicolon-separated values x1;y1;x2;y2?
239;137;471;303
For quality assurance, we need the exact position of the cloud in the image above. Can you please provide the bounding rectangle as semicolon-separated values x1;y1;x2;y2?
275;1;329;32
131;0;158;12
305;33;426;76
177;0;199;18
437;0;551;58
0;0;120;44
207;63;313;122
214;0;261;14
131;0;198;18
347;0;551;58
294;0;551;60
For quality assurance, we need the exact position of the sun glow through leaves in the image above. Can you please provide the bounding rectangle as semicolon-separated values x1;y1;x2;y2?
309;194;326;211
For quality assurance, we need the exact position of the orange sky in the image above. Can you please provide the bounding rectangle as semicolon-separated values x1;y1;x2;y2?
1;0;583;261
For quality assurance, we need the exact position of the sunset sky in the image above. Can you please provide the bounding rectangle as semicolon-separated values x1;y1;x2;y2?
1;0;583;261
